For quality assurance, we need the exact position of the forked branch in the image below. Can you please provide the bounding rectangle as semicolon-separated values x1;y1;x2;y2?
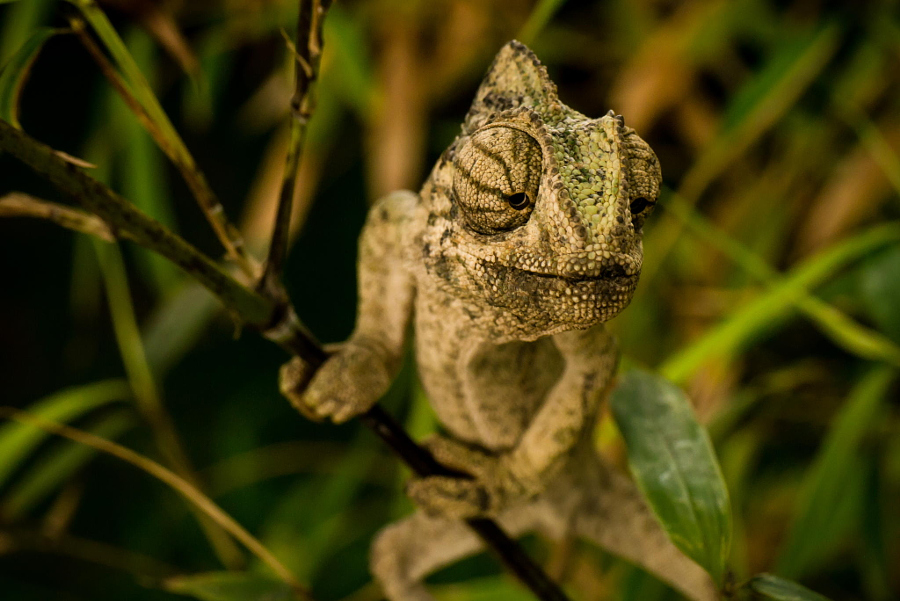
0;192;114;241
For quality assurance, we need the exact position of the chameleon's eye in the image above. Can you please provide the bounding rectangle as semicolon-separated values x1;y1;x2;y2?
629;197;649;215
507;192;530;210
452;126;542;234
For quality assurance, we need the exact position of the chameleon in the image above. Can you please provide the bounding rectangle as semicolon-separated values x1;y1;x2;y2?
280;40;717;601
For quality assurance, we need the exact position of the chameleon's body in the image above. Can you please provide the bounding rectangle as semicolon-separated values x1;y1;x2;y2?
281;41;715;600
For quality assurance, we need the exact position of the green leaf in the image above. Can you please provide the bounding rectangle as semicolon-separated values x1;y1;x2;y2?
114;26;180;295
746;573;832;601
0;380;130;488
665;191;900;367
0;27;61;128
164;572;299;601
0;0;56;66
1;410;134;519
775;367;896;578
860;246;900;343
610;369;732;586
661;223;900;384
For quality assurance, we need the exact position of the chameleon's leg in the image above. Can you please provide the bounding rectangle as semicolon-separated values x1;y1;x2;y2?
570;451;717;601
280;191;419;423
370;507;539;601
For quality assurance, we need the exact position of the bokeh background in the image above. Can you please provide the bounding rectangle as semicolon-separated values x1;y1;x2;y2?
1;0;899;599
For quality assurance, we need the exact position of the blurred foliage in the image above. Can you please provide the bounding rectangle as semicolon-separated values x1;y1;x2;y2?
1;0;899;600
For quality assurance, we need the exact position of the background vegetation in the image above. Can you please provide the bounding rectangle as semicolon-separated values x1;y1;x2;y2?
1;0;899;600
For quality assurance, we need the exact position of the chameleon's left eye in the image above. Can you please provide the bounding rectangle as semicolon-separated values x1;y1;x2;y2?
452;126;542;234
507;192;530;210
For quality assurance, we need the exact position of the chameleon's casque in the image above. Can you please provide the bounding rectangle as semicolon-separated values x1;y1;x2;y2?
281;41;714;601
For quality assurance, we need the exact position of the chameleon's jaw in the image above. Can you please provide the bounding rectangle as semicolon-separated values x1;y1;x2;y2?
477;260;640;330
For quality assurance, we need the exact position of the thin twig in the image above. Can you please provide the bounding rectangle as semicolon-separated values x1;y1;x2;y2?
67;7;256;278
259;0;333;295
0;408;311;598
0;192;114;241
0;527;178;581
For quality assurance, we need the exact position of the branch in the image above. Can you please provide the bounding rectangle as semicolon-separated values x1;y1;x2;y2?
272;325;571;601
257;2;570;598
1;78;570;600
0;192;114;241
66;2;256;278
0;119;273;327
259;0;333;294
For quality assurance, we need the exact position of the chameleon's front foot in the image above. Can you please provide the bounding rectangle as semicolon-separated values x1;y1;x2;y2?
279;339;392;423
406;436;529;519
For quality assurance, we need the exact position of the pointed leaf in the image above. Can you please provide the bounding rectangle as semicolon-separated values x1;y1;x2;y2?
860;246;900;343
747;573;832;601
610;369;732;586
661;224;900;383
164;572;298;601
1;410;134;519
0;379;130;488
0;27;61;128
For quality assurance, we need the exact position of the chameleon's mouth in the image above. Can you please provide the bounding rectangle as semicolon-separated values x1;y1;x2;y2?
509;253;637;283
480;261;640;326
551;261;630;283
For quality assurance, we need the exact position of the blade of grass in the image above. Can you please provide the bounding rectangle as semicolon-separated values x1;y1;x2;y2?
164;571;303;601
0;380;130;488
0;0;55;65
643;22;841;285
65;0;254;276
1;410;134;520
517;0;569;46
0;408;310;598
93;239;245;569
115;26;180;295
660;224;900;384
775;367;896;578
664;191;900;366
261;438;373;582
0;26;63;128
143;280;220;377
860;246;900;343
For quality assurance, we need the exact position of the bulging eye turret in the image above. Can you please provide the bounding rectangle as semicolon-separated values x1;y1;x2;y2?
452;127;542;234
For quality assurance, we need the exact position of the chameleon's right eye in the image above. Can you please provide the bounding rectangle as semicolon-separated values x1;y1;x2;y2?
452;126;542;234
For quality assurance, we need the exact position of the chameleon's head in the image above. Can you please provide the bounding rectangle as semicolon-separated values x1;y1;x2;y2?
422;41;661;339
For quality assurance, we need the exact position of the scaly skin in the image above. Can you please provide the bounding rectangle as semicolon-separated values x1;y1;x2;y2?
281;41;716;601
